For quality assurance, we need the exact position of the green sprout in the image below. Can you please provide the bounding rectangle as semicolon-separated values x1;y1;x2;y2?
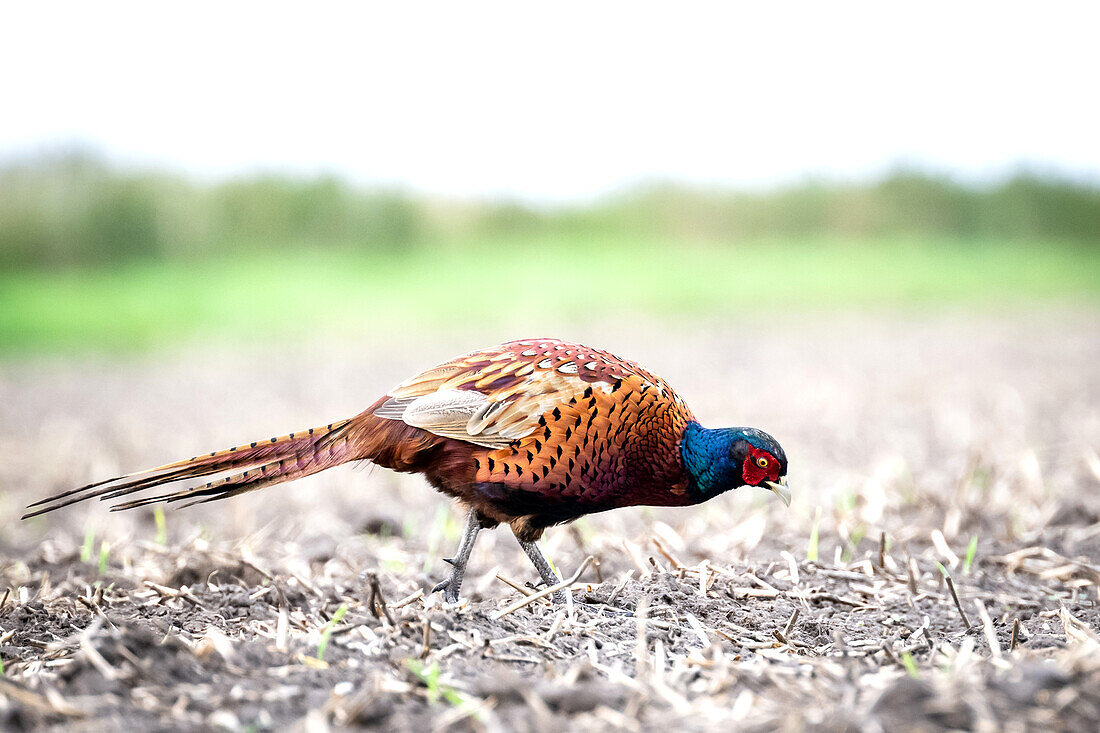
406;659;467;707
900;651;919;678
807;507;821;562
963;536;978;574
845;524;866;562
154;506;168;545
935;561;950;578
98;541;110;575
380;556;407;573
316;604;348;661
547;555;560;580
424;505;451;573
80;526;95;563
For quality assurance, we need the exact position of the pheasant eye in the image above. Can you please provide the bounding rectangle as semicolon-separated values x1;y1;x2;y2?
755;457;769;468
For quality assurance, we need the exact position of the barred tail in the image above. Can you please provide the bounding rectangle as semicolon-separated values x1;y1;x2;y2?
22;418;359;518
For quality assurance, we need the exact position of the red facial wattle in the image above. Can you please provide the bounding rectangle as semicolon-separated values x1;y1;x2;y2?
742;445;781;486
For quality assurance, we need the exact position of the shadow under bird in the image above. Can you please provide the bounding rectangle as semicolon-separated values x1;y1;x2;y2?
25;339;791;602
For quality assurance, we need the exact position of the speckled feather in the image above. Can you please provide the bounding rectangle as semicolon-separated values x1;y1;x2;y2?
369;339;698;537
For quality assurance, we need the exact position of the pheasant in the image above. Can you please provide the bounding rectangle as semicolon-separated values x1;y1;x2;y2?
25;339;790;602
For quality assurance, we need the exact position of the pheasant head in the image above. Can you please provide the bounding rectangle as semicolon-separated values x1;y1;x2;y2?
680;422;790;505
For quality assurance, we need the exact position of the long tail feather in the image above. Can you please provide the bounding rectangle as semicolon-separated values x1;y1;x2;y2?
22;419;356;519
111;444;351;511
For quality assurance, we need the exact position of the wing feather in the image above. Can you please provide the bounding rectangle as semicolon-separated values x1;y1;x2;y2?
372;339;668;450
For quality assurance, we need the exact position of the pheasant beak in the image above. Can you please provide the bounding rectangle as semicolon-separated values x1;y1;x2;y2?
764;477;792;507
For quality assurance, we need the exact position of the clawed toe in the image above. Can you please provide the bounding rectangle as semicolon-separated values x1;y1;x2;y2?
433;578;460;603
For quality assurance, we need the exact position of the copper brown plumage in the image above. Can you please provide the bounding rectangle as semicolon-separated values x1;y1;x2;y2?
24;338;791;603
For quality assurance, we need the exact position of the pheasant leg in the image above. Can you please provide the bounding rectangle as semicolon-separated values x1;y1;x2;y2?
516;536;568;604
432;510;483;602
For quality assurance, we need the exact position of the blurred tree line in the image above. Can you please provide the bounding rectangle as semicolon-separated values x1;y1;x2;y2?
2;153;1098;270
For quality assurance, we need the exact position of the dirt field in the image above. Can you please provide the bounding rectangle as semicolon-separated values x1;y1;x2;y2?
2;310;1099;731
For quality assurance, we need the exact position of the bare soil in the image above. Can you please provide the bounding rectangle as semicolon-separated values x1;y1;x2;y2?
1;311;1099;731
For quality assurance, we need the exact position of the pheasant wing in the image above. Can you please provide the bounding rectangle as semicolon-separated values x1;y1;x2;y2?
373;339;664;449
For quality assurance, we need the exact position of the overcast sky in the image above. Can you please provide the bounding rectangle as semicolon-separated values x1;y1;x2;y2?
3;2;1098;202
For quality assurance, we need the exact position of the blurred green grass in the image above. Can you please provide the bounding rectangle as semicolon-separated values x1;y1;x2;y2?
3;156;1099;354
3;234;1098;353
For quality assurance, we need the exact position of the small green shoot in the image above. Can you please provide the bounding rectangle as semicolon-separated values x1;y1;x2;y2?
807;506;821;562
98;541;110;575
850;525;866;547
406;659;467;707
316;604;348;661
154;506;168;545
443;511;461;544
573;516;596;544
839;522;866;564
900;651;919;678
380;556;407;573
1;655;5;676
935;561;950;578
963;535;978;574
80;526;95;563
424;505;451;573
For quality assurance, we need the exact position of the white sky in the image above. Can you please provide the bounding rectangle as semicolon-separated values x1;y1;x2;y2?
3;2;1098;202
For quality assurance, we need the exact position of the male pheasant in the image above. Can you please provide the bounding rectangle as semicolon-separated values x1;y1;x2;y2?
25;339;790;602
